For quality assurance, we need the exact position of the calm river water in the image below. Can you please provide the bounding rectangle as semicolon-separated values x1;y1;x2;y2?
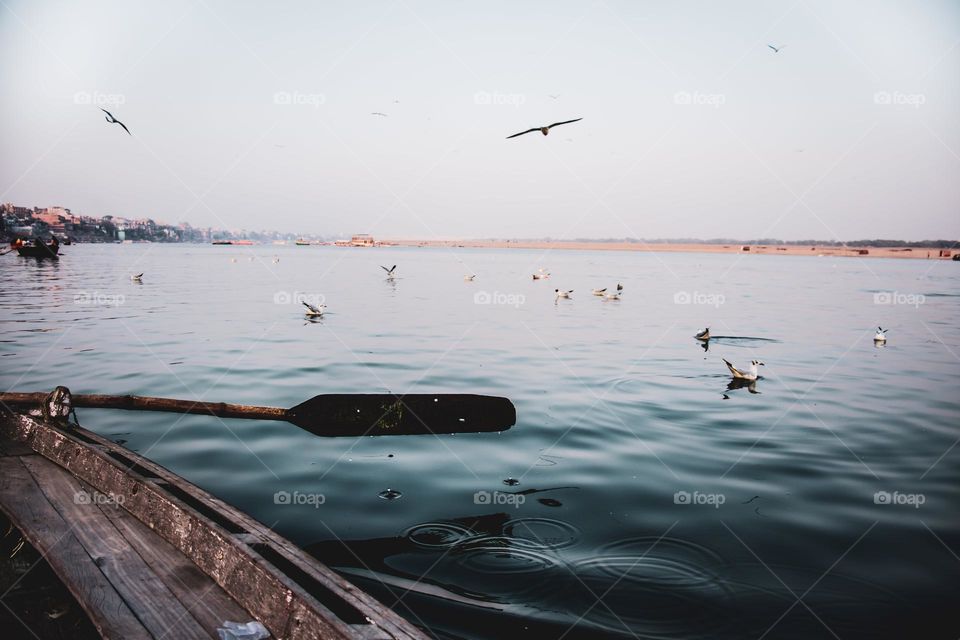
2;244;958;638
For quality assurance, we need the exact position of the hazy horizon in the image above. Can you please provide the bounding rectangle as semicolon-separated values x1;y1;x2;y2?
2;1;958;241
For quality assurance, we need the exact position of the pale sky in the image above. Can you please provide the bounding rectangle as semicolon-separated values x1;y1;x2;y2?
1;0;958;240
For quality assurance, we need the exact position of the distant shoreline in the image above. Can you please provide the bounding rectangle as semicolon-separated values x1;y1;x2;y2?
384;239;956;260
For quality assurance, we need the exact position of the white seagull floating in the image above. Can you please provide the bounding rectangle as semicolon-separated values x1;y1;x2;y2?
533;270;550;280
555;289;573;299
874;327;888;343
464;275;476;281
723;358;764;381
591;288;607;296
130;273;143;282
603;292;620;301
302;301;326;317
694;327;710;341
381;265;397;278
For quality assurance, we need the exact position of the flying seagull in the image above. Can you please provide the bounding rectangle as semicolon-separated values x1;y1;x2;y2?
767;44;786;53
874;327;888;343
507;118;582;139
100;108;131;135
371;112;388;117
694;327;710;341
547;94;560;100
723;358;764;381
381;265;397;278
302;301;326;317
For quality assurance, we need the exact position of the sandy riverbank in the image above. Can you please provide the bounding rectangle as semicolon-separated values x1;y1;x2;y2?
383;239;955;260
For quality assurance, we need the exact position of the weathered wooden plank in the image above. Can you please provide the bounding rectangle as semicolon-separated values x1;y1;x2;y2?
102;502;253;635
0;455;152;640
21;455;213;640
62;421;421;640
1;412;429;640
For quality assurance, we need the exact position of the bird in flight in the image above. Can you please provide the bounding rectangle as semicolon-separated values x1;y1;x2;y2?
100;108;131;135
547;94;560;100
507;118;582;139
381;265;397;278
371;112;388;117
767;44;786;53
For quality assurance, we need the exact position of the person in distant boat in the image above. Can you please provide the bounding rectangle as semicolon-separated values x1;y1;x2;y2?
49;236;59;249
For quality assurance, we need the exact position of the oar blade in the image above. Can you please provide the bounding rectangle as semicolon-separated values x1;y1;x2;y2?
288;394;516;437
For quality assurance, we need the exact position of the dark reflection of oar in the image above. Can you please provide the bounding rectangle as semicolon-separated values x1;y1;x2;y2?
0;392;516;437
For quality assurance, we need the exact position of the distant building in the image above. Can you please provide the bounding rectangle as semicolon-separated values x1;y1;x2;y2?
351;234;375;246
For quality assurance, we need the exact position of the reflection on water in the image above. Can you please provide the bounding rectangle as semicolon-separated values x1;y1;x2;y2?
2;245;959;638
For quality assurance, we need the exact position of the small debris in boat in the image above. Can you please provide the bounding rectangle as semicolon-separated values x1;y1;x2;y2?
743;495;760;504
503;477;520;486
378;488;403;501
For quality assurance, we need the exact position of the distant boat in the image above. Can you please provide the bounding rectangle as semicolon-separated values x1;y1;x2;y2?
295;238;311;246
212;240;233;245
15;239;59;258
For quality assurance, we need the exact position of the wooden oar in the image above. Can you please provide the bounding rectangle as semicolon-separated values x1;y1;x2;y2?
0;392;516;437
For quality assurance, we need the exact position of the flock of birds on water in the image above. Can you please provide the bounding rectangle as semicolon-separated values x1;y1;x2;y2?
127;254;891;400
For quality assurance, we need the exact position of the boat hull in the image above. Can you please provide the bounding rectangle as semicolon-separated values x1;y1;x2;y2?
16;244;59;258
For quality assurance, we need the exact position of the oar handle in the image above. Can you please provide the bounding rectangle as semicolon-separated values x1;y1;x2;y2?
0;392;289;421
